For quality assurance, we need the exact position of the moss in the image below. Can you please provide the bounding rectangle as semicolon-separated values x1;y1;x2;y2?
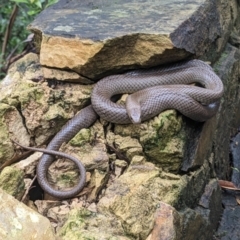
56;171;79;188
58;209;129;240
0;166;25;200
3;80;45;109
44;103;68;121
58;209;96;239
140;110;185;172
70;128;91;147
0;104;15;164
17;84;45;106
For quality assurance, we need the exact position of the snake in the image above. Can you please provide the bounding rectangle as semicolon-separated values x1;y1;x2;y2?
14;59;224;199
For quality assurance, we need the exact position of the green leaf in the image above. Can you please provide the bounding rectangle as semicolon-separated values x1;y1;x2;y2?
10;0;29;3
34;0;42;9
45;0;58;8
27;9;40;15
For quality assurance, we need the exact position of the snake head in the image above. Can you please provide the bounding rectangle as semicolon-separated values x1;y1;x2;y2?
127;107;142;124
126;94;142;124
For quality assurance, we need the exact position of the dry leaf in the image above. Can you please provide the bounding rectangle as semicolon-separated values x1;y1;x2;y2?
218;180;240;190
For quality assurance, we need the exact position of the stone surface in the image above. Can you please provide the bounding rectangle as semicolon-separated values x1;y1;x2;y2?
0;52;93;147
42;67;94;84
28;0;237;80
0;188;55;240
114;110;185;172
172;0;238;61
58;208;129;240
0;166;25;200
0;0;240;239
0;104;17;165
181;179;222;240
62;120;109;171
230;132;240;186
215;131;240;239
148;202;181;240
215;191;240;240
13;152;41;178
87;169;109;202
213;44;240;180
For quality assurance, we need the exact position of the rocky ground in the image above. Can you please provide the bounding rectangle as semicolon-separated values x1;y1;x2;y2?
0;0;240;239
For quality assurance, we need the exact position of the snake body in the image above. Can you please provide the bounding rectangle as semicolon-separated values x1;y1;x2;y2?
18;59;224;199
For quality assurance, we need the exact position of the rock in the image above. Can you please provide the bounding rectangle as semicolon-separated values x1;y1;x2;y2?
230;132;240;186
213;44;240;179
180;179;222;240
195;180;222;232
115;110;186;172
4;106;30;147
113;159;128;177
0;188;55;239
0;104;18;164
147;202;181;240
229;30;240;48
42;67;94;84
171;0;238;62
148;180;221;240
35;200;62;216
47;204;70;230
57;208;129;240
0;166;25;200
109;133;143;162
0;52;93;146
97;162;161;238
28;0;237;80
14;152;41;177
87;203;97;213
87;169;109;202
62;120;109;171
215;191;240;240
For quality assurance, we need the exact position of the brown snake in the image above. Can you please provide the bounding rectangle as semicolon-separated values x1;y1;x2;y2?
15;59;223;199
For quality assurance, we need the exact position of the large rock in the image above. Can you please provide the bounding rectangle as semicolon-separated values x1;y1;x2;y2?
28;0;238;81
212;44;240;179
0;188;55;239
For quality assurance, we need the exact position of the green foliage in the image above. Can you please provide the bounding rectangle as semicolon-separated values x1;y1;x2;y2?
0;0;58;79
10;0;58;15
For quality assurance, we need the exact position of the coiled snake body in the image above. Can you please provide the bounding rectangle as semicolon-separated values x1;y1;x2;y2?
15;59;224;199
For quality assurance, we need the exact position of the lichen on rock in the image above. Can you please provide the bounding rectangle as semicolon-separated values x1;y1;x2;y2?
115;109;185;172
58;208;128;240
0;166;25;200
0;104;16;164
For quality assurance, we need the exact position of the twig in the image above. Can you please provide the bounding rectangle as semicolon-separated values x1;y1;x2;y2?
2;4;19;58
106;143;130;163
21;175;37;202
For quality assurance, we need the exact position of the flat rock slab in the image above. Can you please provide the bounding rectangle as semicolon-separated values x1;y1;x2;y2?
28;0;236;80
32;0;204;38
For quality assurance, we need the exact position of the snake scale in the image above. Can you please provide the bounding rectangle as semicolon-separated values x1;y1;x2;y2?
15;59;223;199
